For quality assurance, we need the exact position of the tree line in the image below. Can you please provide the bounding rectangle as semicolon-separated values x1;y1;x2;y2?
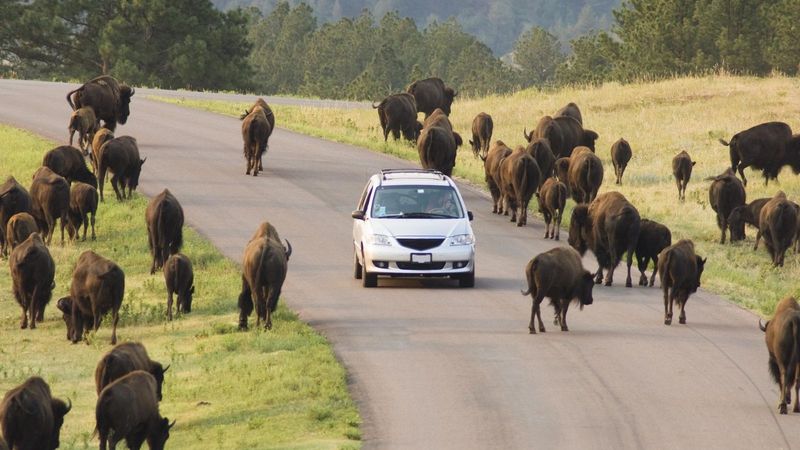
1;0;798;99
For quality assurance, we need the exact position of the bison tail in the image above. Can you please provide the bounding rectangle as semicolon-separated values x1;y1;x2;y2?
718;138;730;147
66;87;81;111
521;259;537;297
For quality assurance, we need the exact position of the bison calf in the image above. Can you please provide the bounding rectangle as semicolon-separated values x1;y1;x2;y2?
756;191;798;267
469;112;493;159
43;145;97;187
95;342;169;400
374;93;422;143
499;147;541;226
66;250;125;344
521;246;594;334
760;296;800;414
483;141;513;214
635;219;672;287
0;376;71;450
728;197;770;242
611;138;632;185
67;106;98;155
657;239;706;325
527;138;555;183
145;189;184;274
672;151;695;201
67;181;98;241
0;177;33;257
538;177;567;240
5;212;37;253
164;253;194;321
30;166;70;245
97;136;145;201
708;168;746;244
90;128;114;173
96;371;174;450
567;146;603;204
9;233;55;329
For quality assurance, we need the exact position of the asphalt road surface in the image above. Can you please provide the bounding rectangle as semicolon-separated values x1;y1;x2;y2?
1;80;798;449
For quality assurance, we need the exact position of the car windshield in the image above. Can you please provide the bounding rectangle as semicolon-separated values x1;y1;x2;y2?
371;185;463;219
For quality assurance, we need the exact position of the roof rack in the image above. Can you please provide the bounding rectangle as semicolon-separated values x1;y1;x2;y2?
380;168;445;181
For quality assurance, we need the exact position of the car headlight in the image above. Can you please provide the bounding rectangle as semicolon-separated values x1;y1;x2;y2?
367;234;392;246
449;234;475;246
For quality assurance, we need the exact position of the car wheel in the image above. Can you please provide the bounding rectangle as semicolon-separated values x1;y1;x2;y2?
354;251;363;280
362;265;377;288
458;269;475;288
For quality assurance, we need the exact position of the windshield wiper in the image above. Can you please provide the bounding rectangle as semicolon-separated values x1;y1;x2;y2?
398;212;454;218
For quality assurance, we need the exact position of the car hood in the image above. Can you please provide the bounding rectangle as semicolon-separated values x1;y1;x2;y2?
370;218;469;238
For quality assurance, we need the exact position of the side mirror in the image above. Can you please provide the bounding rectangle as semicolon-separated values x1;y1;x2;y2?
351;210;365;220
467;211;474;221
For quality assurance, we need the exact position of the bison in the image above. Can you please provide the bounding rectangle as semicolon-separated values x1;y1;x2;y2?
5;212;37;253
97;136;145;201
672;150;695;201
554;102;583;125
90;128;114;173
657;239;706;325
759;296;800;414
238;233;292;330
708;168;746;244
241;105;272;176
251;221;282;242
96;371;174;450
65;250;125;344
524;115;599;158
373;93;422;142
0;376;71;450
728;198;770;242
164;253;194;321
66;182;98;241
417;108;462;176
554;157;570;184
145;189;184;275
9;233;54;329
30;167;70;245
569;191;641;287
67;106;98;154
483;141;513;214
635;219;672;287
66;75;134;131
611;138;632;185
42;145;97;187
239;98;276;133
521;246;594;334
469;112;493;159
498;147;541;226
406;77;456;117
0;177;33;257
526;138;555;184
537;177;567;240
95;342;169;399
567;146;603;204
719;121;800;186
755;191;798;267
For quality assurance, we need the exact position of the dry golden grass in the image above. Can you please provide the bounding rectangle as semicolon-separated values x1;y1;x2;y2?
151;74;800;315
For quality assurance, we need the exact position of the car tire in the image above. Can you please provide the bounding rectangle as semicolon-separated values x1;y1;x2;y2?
354;251;363;280
458;269;475;288
361;252;377;287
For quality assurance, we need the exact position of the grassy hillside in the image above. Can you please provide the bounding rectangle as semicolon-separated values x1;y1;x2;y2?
0;126;360;449
151;74;800;317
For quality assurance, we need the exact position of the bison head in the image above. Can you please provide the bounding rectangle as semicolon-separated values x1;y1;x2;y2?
56;296;74;340
453;132;463;148
727;206;748;242
152;362;170;401
693;255;707;291
149;417;176;450
129;157;146;192
581;130;599;152
442;88;457;115
577;271;595;309
118;85;135;125
50;397;71;449
568;205;590;255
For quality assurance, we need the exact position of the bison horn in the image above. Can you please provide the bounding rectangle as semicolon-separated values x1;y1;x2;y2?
130;87;135;97
523;128;531;142
169;419;177;428
65;398;72;413
163;364;171;373
284;239;292;259
759;319;768;332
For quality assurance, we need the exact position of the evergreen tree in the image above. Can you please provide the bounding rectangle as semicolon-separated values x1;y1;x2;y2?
512;26;564;86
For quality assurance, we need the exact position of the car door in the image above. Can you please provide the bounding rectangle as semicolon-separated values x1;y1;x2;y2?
353;181;374;258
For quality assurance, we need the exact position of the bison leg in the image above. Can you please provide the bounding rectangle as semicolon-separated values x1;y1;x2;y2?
665;288;676;326
678;295;687;324
90;210;96;240
594;267;604;284
737;163;748;186
28;287;39;329
649;257;659;287
753;230;761;250
237;278;253;330
110;308;119;345
110;174;124;201
637;255;648;286
542;212;551;239
559;299;570;331
254;286;267;328
793;374;800;413
554;209;562;241
167;288;174;321
20;303;28;329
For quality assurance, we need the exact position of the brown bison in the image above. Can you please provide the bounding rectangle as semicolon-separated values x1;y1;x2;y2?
567;146;604;204
499;147;541;226
755;191;798;267
95;342;169;399
145;189;184;275
406;77;457;117
30;167;70;245
0;376;71;450
526;138;555;183
66;182;98;241
728;198;770;242
251;221;282;242
97;136;145;201
67;106;98;154
524;115;599;158
373;93;422;142
719;121;800;186
241;105;272;176
672;150;695;201
42;145;97;187
554;157;570;184
5;212;37;253
708;168;746;244
521;246;594;334
657;239;706;325
9;233;55;329
569;191;641;287
0;177;33;257
759;296;800;414
554;102;583;125
239;233;292;330
417;108;462;176
635;219;672;287
65;250;125;344
469;112;493;159
90;128;114;173
164;253;194;321
239;98;276;134
537;177;567;240
611;138;632;185
483;141;513;214
96;371;174;450
66;75;134;131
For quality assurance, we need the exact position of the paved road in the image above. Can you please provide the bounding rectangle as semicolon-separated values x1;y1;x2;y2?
1;80;797;449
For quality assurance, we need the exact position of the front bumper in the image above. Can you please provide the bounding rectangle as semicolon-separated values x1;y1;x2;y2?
361;242;475;277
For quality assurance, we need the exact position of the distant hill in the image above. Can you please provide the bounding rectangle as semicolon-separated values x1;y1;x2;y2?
211;0;620;55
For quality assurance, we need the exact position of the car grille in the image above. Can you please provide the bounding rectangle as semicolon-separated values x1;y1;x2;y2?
396;238;444;250
396;262;446;270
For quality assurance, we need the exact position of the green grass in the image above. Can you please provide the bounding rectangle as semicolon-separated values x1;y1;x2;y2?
150;74;800;317
0;125;360;449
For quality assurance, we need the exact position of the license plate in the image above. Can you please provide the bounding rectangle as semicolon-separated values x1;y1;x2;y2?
411;253;432;263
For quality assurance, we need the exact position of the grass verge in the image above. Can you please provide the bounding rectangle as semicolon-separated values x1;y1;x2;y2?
150;74;800;317
0;125;360;449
